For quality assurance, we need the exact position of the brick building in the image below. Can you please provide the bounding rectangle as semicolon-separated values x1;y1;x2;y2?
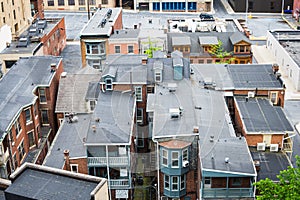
0;17;66;73
80;8;122;69
0;56;63;178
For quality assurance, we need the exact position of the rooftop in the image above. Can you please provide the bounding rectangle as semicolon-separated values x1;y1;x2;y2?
109;29;140;40
5;163;107;200
227;64;283;89
235;97;294;133
271;31;300;67
80;8;122;37
55;67;101;114
85;90;134;145
0;56;62;139
0;19;59;55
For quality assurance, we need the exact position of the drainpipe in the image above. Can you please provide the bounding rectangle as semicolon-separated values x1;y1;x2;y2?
106;145;112;200
152;138;160;200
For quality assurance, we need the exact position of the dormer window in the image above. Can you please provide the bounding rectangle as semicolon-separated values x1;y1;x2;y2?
105;79;113;90
155;71;162;82
90;100;96;111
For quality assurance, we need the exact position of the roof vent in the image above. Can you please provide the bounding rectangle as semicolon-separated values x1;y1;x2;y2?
50;63;56;72
61;72;67;78
169;108;181;119
92;125;96;132
225;157;229;163
95;118;100;122
210;135;214;142
193;126;199;133
168;83;177;92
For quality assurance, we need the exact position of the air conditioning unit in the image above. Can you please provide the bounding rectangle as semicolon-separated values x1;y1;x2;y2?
270;144;279;152
248;91;255;98
183;160;189;167
257;143;266;151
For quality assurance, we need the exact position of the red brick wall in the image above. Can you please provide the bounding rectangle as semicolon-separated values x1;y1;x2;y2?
112;9;123;31
63;157;88;174
245;135;263;146
41;18;66;56
271;134;284;148
107;43;139;55
211;177;251;188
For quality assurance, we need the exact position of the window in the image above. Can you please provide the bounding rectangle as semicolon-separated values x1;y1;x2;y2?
71;164;78;173
86;43;105;55
162;149;168;166
68;0;75;5
78;0;85;5
58;0;64;5
172;151;179;168
198;59;204;64
232;177;242;186
136;108;143;123
18;141;25;162
240;46;245;52
87;59;101;69
164;175;170;190
25;108;31;123
182;148;188;162
102;0;108;5
128;45;133;53
180;174;185;190
135;87;142;101
204;177;211;188
13;10;16;19
12;0;14;5
207;60;212;64
172;176;179;190
27;131;35;148
270;92;278;104
105;79;113;90
155;71;162;82
9;129;14;144
90;0;96;4
1;2;4;12
41;110;49;124
39;88;46;103
115;45;120;53
15;118;21;138
90;100;96;111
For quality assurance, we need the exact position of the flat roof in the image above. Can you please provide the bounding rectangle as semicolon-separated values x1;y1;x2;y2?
235;97;294;133
250;148;291;181
227;64;283;89
1;19;58;55
172;36;191;46
109;29;140;40
6;163;106;200
85;91;134;145
0;56;62;139
80;8;122;37
44;114;91;169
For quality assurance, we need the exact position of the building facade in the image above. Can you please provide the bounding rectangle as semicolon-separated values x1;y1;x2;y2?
0;56;63;179
0;0;32;39
44;0;116;11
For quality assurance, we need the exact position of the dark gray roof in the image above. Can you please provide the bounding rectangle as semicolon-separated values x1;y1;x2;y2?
109;29;140;39
85;91;134;144
0;56;62;139
80;8;122;37
202;137;256;176
55;68;101;113
6;163;106;200
44;114;91;169
86;82;100;100
227;64;283;89
229;31;251;45
235;97;294;133
199;36;218;45
250;148;290;181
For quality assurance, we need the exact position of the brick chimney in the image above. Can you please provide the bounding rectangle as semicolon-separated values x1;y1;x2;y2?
64;149;70;171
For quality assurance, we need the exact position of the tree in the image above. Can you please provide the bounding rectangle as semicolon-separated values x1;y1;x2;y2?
254;155;300;200
143;38;162;58
208;40;234;64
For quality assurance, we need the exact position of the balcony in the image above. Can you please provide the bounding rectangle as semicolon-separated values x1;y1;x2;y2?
202;188;254;198
88;157;129;166
109;179;130;189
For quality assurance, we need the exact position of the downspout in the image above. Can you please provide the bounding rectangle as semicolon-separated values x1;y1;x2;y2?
106;145;112;200
152;138;160;200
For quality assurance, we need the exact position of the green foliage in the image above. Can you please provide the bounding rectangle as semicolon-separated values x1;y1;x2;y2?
208;40;234;64
254;155;300;200
143;37;162;58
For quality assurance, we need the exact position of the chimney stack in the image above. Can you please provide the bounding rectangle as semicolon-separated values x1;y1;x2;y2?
64;149;70;171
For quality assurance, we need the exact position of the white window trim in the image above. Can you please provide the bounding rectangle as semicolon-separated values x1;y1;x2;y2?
162;149;168;166
164;174;170;190
172;176;179;191
15;118;22;139
270;91;278;105
105;78;113;91
136;108;143;123
25;107;32;124
171;151;179;168
41;109;50;125
70;164;78;173
180;174;185;190
182;148;188;163
18;139;26;163
135;86;142;102
39;88;47;104
115;45;121;54
27;130;35;149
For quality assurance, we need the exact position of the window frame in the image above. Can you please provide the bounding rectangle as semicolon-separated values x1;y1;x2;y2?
15;118;22;138
18;140;25;163
182;148;188;162
71;164;79;173
164;174;170;190
171;151;179;168
180;174;185;190
135;86;142;102
27;130;35;148
232;177;242;186
128;45;134;53
172;176;179;191
25;107;32;123
39;88;47;103
41;109;49;125
162;149;168;166
105;78;113;90
136;108;143;123
114;45;121;54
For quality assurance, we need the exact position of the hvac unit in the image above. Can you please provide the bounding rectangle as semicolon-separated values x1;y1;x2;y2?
183;160;189;167
270;144;279;152
161;196;168;200
248;91;255;98
257;143;266;151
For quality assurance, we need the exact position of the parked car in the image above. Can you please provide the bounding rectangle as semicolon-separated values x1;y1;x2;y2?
199;13;214;21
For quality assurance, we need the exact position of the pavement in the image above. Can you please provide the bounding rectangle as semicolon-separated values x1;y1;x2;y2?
282;14;300;30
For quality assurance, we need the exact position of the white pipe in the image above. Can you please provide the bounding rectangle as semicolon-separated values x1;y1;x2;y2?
152;138;160;200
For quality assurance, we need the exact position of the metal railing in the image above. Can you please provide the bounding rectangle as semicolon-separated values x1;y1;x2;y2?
110;179;130;188
202;188;254;198
88;157;129;166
